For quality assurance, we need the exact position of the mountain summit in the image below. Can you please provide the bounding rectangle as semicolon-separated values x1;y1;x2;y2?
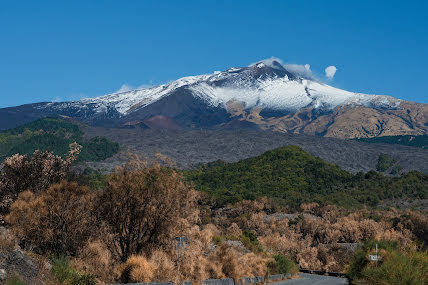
1;59;427;138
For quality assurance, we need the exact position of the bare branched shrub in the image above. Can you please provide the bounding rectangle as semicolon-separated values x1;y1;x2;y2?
98;157;199;262
6;180;95;256
0;143;81;217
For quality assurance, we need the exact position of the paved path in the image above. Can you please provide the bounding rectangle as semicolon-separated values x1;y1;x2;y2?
273;273;348;285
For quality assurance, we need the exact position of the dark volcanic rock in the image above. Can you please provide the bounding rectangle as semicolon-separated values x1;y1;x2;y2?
82;127;428;174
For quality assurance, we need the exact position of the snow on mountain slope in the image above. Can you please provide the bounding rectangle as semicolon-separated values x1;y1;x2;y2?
42;74;211;115
39;59;400;117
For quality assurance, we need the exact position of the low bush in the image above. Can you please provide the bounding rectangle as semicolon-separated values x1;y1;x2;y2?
51;256;96;285
347;240;427;284
6;276;26;285
377;153;396;172
240;230;263;253
347;240;398;281
119;255;156;283
361;249;428;285
268;254;299;275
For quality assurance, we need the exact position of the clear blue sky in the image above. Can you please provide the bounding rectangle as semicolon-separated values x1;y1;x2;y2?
1;0;427;108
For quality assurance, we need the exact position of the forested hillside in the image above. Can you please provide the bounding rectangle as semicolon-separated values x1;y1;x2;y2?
0;117;119;162
355;134;428;149
186;146;428;208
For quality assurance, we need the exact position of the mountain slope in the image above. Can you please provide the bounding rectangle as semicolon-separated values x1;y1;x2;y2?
1;59;427;138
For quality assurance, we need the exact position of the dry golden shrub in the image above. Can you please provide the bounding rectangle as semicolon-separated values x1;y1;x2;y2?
200;224;220;245
71;240;116;284
300;202;319;213
179;226;224;281
216;245;241;280
377;229;412;247
226;223;242;237
297;247;322;270
239;252;270;278
149;250;176;282
245;212;272;236
120;255;156;283
314;205;340;222
260;232;301;259
396;210;428;245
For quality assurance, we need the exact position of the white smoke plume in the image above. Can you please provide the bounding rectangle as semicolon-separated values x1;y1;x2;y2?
325;66;337;79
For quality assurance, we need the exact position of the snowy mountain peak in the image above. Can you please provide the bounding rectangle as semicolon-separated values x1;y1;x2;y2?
49;59;399;118
249;58;285;70
2;58;426;138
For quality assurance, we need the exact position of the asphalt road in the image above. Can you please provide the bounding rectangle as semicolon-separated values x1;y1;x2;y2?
274;273;348;285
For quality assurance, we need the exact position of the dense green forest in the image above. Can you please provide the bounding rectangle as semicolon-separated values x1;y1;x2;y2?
186;146;428;208
355;134;428;149
0;117;119;162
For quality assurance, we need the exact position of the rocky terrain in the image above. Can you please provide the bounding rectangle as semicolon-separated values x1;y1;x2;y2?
83;127;428;174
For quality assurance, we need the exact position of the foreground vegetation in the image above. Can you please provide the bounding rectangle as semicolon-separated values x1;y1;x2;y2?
348;240;428;284
186;146;428;208
0;144;426;284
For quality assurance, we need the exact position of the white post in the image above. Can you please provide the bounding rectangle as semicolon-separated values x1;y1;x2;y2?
375;243;378;267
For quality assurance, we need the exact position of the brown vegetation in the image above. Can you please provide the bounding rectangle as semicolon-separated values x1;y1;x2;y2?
0;143;81;219
97;157;199;262
0;148;426;284
6;181;95;256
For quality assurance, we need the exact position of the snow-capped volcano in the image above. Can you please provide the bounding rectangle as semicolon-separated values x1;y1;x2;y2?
46;59;399;116
1;59;427;138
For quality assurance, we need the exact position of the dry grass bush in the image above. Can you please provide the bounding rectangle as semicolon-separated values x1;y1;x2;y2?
300;202;319;213
180;225;224;281
119;251;176;284
71;240;116;284
226;223;242;237
215;245;242;280
6;181;95;256
149;250;176;282
119;255;156;283
234;197;276;215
